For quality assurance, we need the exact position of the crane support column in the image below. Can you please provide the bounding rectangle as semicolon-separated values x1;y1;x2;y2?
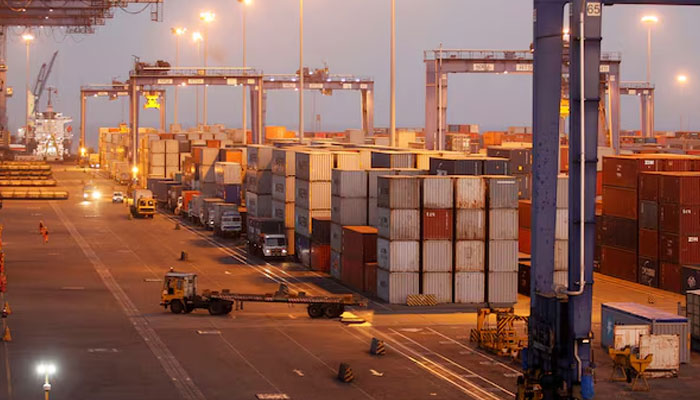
159;92;166;132
361;89;375;136
0;27;7;136
80;93;86;149
609;62;621;153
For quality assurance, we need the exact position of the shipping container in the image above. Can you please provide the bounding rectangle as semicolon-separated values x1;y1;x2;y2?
601;246;637;282
455;209;486;240
639;201;659;230
368;197;379;227
294;207;331;237
660;204;700;234
246;170;273;194
602;156;657;189
454;271;486;303
422;240;452;272
600;215;638;251
429;157;482;176
246;192;272;218
660;173;700;205
376;269;419;304
660;232;700;264
216;184;242;205
612;325;651;350
487;271;517;305
364;262;377;295
368;169;395;198
519;227;531;254
489;209;518;240
639;172;661;201
377;238;420;272
486;146;532;174
485;176;518;209
517;261;531;296
271;174;295;203
488;240;518;272
602;186;638;219
330;249;342;279
214;162;243;185
376;207;420;240
340;256;364;291
638;229;659;259
310;243;331;272
331;169;367;198
682;265;700;294
334;151;362;170
660;262;682;293
295;180;331;210
455;240;485;272
422;209;453;240
331;196;367;226
639;334;681;372
454;176;486;208
295;151;333;181
247;145;274;170
271;199;295;228
514;174;532;200
377;176;420;209
519;200;532;229
330;222;343;253
638;257;659;288
686;290;700;345
422;176;453;208
482;157;509;175
422;272;452;303
296;234;311;267
271;148;296;176
371;151;415;169
343;226;378;263
311;217;332;245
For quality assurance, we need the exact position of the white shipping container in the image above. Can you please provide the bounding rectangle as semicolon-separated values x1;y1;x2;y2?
165;139;179;153
455;177;486;208
422;176;454;209
556;208;568;240
330;222;343;252
272;148;296;176
331;196;367;226
376;207;420;240
247;145;274;170
489;209;518;240
422;240;453;272
149;165;165;177
377;238;420;272
455;209;486;240
272;199;295;228
455;240;485;272
639;334;680;372
359;149;372;169
246;192;272;218
454;272;486;303
376;269;419;304
150;152;165;167
422;272;452;303
166;153;179;167
488;240;518;272
368;197;378;227
296;151;333;181
554;240;568;271
295;206;331;236
247;170;273;194
553;271;568;288
295;179;331;210
272;174;295;203
557;175;569;209
334;151;361;170
331;169;367;198
487;271;517;305
368;169;395;198
215;162;243;185
377;176;420;209
150;139;166;153
613;325;651;351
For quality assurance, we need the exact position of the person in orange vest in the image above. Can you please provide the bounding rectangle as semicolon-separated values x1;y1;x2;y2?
42;228;49;244
39;221;45;235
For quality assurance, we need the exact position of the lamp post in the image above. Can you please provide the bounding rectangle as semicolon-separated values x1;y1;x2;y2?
199;11;215;127
36;363;56;400
192;31;203;127
22;33;34;148
677;74;688;131
640;15;658;84
171;27;187;129
299;0;304;142
238;0;251;144
390;0;395;147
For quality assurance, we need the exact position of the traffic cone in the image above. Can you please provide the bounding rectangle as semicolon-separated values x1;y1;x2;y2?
370;338;386;356
3;302;10;315
337;363;354;383
174;222;181;230
2;326;11;342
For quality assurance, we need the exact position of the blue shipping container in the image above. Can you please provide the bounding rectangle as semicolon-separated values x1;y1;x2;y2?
296;234;311;267
218;184;242;205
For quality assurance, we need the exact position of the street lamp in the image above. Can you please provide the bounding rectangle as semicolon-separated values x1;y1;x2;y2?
640;15;658;84
36;362;56;400
299;0;304;142
22;33;34;148
192;31;203;127
677;74;688;131
389;0;395;147
238;0;251;144
171;27;187;128
199;11;215;127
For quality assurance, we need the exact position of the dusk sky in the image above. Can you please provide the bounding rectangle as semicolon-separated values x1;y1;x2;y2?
3;1;700;148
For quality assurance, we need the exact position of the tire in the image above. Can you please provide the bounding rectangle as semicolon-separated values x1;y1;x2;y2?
224;303;233;314
307;304;324;319
185;304;195;314
208;301;225;315
170;300;184;314
324;304;344;318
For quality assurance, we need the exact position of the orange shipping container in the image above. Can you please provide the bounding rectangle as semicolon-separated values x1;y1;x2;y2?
483;131;504;146
206;140;221;148
265;126;287;140
560;145;569;172
219;149;243;163
519;227;531;254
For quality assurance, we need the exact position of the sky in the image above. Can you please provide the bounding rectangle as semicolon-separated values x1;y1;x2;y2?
4;1;700;148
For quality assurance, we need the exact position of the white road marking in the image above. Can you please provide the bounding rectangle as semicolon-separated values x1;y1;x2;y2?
369;369;384;377
87;348;119;353
144;278;161;282
425;328;521;375
61;286;85;290
293;369;304;377
196;330;221;335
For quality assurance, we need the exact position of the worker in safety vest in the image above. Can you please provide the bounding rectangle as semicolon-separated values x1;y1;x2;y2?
42;228;49;244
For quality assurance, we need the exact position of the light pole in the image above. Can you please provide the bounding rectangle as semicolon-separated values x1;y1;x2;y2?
640;15;658;84
199;11;215;127
192;31;203;127
299;0;304;142
22;33;34;148
171;27;187;129
677;74;688;131
238;0;251;144
36;363;56;400
390;0;396;147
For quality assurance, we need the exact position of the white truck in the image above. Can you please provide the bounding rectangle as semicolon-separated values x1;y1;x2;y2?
201;198;226;229
212;203;242;237
247;217;287;258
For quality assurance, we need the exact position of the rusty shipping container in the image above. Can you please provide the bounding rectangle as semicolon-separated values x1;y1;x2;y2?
638;257;659;288
660;173;700;205
423;209;453;240
455;240;485;272
489;209;518;240
455;209;486;240
422;176;454;209
602;186;638;219
342;226;378;263
639;200;659;230
600;215;638;251
660;262;682;293
377;176;420;209
660;232;700;265
485;176;518;209
454;176;486;208
601;246;637;282
660;204;700;234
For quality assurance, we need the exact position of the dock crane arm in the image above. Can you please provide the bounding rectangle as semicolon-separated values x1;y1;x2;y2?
29;51;58;116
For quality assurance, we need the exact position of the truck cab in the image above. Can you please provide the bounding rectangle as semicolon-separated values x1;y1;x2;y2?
160;271;233;315
83;183;101;201
260;233;287;258
216;208;242;237
130;189;156;218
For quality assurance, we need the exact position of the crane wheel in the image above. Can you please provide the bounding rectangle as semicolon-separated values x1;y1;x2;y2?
307;304;324;319
208;301;225;316
170;300;185;314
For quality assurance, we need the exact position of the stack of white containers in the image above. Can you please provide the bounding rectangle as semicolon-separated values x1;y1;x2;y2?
330;168;368;279
420;176;454;304
485;176;519;307
367;169;393;227
554;174;569;287
295;150;332;261
246;145;273;217
271;148;296;256
147;139;166;178
165;140;179;178
454;177;486;304
196;147;220;195
376;176;420;304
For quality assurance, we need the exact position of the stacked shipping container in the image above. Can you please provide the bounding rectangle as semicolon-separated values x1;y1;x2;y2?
485;176;519;306
295;151;332;267
246;145;273;218
271;148;296;256
421;176;454;303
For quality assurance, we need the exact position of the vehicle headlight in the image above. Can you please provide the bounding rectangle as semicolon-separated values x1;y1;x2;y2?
83;193;88;199
282;249;287;254
264;249;271;255
92;191;101;199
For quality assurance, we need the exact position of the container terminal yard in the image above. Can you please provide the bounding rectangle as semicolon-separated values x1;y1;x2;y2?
3;1;700;400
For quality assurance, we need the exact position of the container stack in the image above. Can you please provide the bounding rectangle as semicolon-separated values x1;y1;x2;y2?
272;148;296;256
420;176;454;303
310;217;331;272
246;145;274;218
485;176;519;307
638;172;661;288
295;151;332;267
376;176;420;304
367;169;394;227
486;146;532;199
341;226;378;293
193;146;219;195
330;169;368;278
214;162;243;205
454;176;486;304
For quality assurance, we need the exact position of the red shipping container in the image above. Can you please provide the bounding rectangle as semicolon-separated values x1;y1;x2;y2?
602;186;638;219
660;173;700;205
660;204;700;234
519;227;531;254
659;157;695;172
638;229;658;259
638;172;661;202
660;262;682;293
596;171;603;196
660;232;700;264
342;226;378;263
601;246;637;282
340;257;364;291
519;200;531;229
364;262;377;295
206;140;221;148
422;209;453;240
602;156;658;189
638;257;659;288
310;243;330;272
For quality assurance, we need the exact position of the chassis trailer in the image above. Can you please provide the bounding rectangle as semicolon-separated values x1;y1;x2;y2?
160;272;366;318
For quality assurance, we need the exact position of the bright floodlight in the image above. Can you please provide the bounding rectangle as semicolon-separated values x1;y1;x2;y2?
641;15;659;24
171;27;187;36
131;166;139;174
239;0;252;4
36;363;56;375
677;75;688;84
199;11;215;23
21;33;34;42
192;31;203;42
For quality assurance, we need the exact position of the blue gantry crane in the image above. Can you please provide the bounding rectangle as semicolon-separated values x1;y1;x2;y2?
521;1;700;399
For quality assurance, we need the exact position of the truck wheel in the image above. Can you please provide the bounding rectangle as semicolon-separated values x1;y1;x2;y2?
224;303;233;314
208;301;225;315
170;300;185;314
324;304;344;318
185;304;195;314
307;304;324;319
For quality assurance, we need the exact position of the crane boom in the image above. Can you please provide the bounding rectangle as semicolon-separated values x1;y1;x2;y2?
30;50;58;116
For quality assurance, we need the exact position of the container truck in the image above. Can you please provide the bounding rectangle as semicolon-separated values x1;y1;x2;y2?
88;153;100;169
130;189;156;218
212;203;242;237
167;185;184;212
152;180;177;207
179;190;200;216
247;217;287;258
201;198;226;229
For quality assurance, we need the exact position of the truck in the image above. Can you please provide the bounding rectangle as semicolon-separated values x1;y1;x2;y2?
160;271;366;317
82;183;102;201
167;185;184;212
88;153;100;169
201;198;226;229
179;190;200;216
247;217;287;258
212;203;242;237
130;189;156;218
152;180;177;207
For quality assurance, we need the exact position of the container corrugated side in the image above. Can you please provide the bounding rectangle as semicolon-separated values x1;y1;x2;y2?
334;152;362;170
488;209;518;240
272;174;295;203
377;175;420;209
455;272;485;303
455;209;485;240
557;174;568;208
331;169;368;198
295;206;331;236
368;197;379;227
556;208;569;240
331;196;367;225
486;177;518;209
247;170;273;194
376;207;420;240
295;151;333;181
330;249;342;279
455;240;485;272
247;145;273;170
272;199;295;228
553;271;568;288
368;169;395;198
422;272;452;303
554;239;568;271
422;176;453;209
330;222;343;252
272;148;295;176
455;176;486;208
653;322;690;364
487;271;517;305
639;334;680;371
245;191;272;218
488;240;518;272
377;238;420;272
376;269;419;304
295;179;331;210
422;240;453;272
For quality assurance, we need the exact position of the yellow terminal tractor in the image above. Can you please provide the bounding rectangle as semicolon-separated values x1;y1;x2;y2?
129;189;155;218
